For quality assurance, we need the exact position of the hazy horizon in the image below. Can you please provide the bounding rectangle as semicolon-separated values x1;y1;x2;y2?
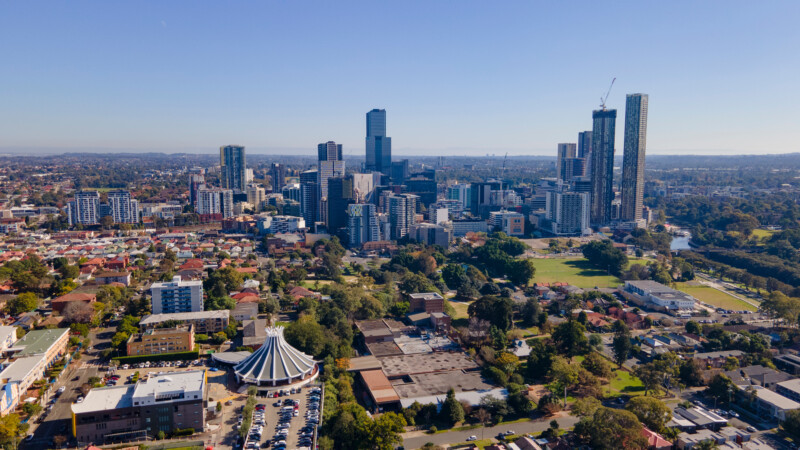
2;1;799;156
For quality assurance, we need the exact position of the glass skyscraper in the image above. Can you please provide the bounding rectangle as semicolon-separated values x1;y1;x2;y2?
365;109;392;176
590;109;616;226
220;145;246;192
621;93;649;222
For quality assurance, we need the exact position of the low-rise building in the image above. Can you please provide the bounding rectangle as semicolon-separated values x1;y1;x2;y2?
51;292;97;314
693;350;745;369
94;271;131;286
624;280;696;310
233;302;258;322
72;370;207;443
0;326;17;354
9;327;70;366
140;310;230;334
408;292;444;314
126;325;194;356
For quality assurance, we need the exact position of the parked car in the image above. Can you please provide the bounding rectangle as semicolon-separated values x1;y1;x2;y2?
466;436;477;441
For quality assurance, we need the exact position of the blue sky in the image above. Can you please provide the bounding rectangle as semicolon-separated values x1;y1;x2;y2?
1;1;798;156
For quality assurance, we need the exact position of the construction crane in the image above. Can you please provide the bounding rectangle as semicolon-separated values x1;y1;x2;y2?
599;77;616;110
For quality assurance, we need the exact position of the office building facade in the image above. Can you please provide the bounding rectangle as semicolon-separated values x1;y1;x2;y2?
621;93;649;222
318;141;346;221
299;170;319;224
365;109;392;175
590;109;617;226
220;145;247;192
72;370;206;443
327;177;355;231
150;276;204;314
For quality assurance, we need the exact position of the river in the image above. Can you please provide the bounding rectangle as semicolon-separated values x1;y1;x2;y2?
670;232;692;250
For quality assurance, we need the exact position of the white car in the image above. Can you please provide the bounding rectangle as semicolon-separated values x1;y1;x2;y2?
466;436;477;441
76;396;84;403
57;386;66;394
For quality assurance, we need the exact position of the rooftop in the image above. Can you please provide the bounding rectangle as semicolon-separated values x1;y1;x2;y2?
140;310;230;325
0;355;45;383
72;385;135;414
10;328;69;356
132;369;206;401
753;386;800;410
379;352;479;377
360;369;400;404
408;292;444;300
391;370;494;399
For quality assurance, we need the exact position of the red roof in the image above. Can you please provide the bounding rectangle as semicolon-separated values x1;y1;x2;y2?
642;427;671;449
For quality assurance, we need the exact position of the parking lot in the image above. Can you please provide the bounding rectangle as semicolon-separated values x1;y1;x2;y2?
240;385;322;450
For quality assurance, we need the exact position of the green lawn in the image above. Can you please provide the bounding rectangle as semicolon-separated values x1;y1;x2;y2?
752;228;777;239
532;258;622;289
674;282;757;312
608;369;645;397
448;300;470;319
451;439;494;449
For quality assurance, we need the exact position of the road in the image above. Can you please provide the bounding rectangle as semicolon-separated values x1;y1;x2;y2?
22;326;114;449
402;415;579;449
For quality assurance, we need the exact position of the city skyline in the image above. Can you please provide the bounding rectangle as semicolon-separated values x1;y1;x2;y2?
1;1;798;156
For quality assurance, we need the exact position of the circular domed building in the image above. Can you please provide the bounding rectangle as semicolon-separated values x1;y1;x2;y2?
233;326;319;388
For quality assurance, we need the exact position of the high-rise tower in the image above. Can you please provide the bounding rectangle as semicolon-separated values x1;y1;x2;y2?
621;94;649;222
220;145;246;192
590;109;616;226
556;143;577;182
317;141;346;225
365;109;392;176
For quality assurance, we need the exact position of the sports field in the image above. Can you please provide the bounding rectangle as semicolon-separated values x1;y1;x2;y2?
674;282;757;312
532;258;622;289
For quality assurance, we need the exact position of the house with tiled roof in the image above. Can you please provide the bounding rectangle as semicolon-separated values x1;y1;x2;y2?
51;292;96;314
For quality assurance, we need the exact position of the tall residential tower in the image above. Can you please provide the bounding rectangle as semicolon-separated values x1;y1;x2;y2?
620;93;649;222
589;109;617;226
220;145;246;192
365;109;392;176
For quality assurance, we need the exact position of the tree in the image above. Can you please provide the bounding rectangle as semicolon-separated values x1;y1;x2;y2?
508;259;536;286
495;352;520;375
21;402;42;416
572;397;602;417
284;317;326;357
549;356;578;403
369;412;407;450
468;296;514;331
582;240;629;276
685;320;701;335
581;351;612;378
8;292;38;315
612;320;633;367
399;273;439;294
633;362;663;396
574;407;649;450
551;320;589;357
707;374;734;405
440;388;465;426
0;413;23;447
625;396;672;432
526;339;556;379
783;409;800;439
62;301;95;323
442;264;468;291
